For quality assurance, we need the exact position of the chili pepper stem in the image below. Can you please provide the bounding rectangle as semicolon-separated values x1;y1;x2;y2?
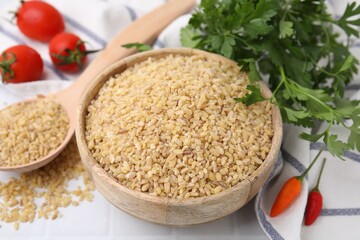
297;147;324;182
313;158;327;191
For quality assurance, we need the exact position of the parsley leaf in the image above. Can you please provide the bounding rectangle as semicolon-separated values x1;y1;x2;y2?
122;43;152;52
348;109;360;152
282;107;310;123
234;85;266;105
300;132;324;142
324;134;350;160
180;26;201;48
220;36;236;58
338;55;355;73
244;18;274;39
279;20;294;39
336;2;360;37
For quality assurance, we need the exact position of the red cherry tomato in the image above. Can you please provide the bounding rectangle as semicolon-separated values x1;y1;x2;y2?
0;45;44;84
16;1;65;42
49;32;99;73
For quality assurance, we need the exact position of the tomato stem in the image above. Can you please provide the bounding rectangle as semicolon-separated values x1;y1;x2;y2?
7;1;21;25
313;158;327;191
298;147;324;182
52;40;101;70
0;52;16;83
84;49;103;54
6;10;18;25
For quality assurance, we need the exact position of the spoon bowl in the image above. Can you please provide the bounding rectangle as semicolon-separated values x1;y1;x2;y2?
0;96;73;172
0;0;195;172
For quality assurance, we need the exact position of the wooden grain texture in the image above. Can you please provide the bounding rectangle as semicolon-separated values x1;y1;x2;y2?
0;0;195;172
75;48;283;225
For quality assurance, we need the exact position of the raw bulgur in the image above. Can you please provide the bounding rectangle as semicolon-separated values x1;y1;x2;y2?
0;99;69;167
0;137;95;230
85;54;273;199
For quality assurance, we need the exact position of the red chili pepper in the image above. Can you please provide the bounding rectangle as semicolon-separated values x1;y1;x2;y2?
304;158;327;226
270;148;324;217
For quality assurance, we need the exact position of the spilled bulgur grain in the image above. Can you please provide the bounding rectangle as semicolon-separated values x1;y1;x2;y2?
0;137;95;230
0;99;69;167
85;54;273;199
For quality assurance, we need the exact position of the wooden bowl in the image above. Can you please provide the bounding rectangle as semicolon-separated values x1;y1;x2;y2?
75;48;283;226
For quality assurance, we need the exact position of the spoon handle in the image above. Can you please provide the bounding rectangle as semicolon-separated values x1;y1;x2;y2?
57;0;195;114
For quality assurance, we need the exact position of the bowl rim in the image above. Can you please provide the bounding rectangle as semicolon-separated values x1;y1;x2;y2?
75;47;283;206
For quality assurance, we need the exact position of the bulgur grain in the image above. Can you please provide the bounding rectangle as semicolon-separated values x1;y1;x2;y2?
0;99;69;167
85;54;273;199
0;137;95;230
13;221;19;230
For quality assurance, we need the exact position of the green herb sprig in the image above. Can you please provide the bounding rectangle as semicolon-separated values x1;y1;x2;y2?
181;0;360;159
122;42;152;52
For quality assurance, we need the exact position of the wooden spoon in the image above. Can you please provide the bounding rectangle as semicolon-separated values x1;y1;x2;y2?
0;0;195;172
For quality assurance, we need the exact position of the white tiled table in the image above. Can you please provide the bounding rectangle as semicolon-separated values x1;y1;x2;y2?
0;189;267;239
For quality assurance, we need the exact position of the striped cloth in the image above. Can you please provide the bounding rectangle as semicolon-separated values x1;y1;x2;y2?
0;1;360;239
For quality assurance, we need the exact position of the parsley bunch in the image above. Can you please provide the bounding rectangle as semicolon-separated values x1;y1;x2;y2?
181;0;360;159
